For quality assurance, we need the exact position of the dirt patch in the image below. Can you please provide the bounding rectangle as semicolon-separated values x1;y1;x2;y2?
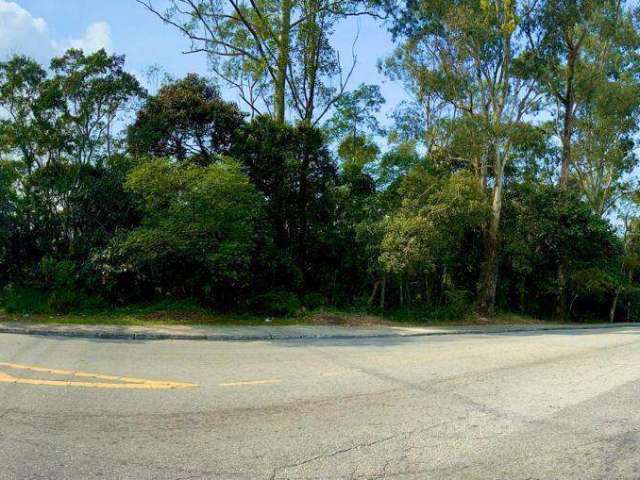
139;309;210;323
304;313;388;326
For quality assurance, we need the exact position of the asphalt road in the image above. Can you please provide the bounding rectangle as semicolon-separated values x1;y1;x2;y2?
1;327;640;479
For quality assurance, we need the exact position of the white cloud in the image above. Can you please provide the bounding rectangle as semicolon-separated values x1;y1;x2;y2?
0;1;112;61
68;22;112;53
0;0;53;61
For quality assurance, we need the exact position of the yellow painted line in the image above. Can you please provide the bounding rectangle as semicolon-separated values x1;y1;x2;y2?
0;362;198;390
219;379;281;387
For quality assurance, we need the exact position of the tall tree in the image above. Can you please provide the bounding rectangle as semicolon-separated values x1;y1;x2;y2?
381;0;544;314
137;0;377;124
531;0;640;317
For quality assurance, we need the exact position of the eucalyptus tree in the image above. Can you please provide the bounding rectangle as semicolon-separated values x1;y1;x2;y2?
531;0;636;188
572;78;640;218
0;50;142;170
531;0;640;317
380;0;544;314
137;0;378;124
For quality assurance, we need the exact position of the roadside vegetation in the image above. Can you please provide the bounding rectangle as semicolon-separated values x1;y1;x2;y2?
2;0;640;324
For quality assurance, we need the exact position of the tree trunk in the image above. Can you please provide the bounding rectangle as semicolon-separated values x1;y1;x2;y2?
554;261;568;320
380;276;386;310
302;0;320;124
478;161;505;316
555;43;578;319
368;280;379;305
275;0;292;123
609;288;620;323
559;42;578;189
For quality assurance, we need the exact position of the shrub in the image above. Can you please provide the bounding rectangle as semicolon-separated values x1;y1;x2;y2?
1;285;49;314
302;292;328;310
248;290;301;317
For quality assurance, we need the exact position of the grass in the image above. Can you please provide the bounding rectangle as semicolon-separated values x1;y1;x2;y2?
0;298;560;329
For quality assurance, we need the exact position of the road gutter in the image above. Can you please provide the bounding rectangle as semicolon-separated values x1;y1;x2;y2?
0;322;639;342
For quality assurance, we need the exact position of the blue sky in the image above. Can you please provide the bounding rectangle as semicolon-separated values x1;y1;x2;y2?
2;0;406;122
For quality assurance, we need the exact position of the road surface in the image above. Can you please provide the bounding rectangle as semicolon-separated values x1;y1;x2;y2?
1;327;640;479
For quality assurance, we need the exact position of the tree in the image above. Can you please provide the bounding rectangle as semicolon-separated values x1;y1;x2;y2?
0;50;143;293
136;0;377;124
128;74;246;164
0;49;142;169
381;0;544;314
530;0;640;317
531;0;635;188
104;158;263;304
233;116;338;289
573;79;640;218
379;167;489;313
324;83;385;174
48;49;144;165
501;183;620;317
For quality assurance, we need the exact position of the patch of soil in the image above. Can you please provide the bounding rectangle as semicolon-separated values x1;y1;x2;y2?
139;309;211;323
305;313;387;326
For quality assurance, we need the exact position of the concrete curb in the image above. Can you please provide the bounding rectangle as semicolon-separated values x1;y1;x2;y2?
1;322;639;342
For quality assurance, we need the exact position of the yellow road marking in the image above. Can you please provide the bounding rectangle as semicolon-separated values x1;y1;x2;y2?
219;379;281;387
0;362;198;390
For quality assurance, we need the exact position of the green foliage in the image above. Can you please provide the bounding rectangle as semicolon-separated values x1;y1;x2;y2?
248;290;302;317
1;285;50;314
302;292;329;310
380;168;489;275
3;19;640;325
233;115;339;290
324;83;385;142
1;283;107;315
128;74;245;164
501;184;621;317
103;158;264;305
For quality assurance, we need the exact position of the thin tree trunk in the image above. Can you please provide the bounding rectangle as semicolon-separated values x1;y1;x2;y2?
555;41;579;319
368;281;380;305
555;262;568;320
478;157;505;316
609;288;620;323
380;276;386;310
275;0;292;123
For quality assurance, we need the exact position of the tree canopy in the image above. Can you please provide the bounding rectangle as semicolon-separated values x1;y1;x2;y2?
2;1;640;323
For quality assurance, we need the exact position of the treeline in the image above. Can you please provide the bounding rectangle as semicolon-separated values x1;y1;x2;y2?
2;0;640;322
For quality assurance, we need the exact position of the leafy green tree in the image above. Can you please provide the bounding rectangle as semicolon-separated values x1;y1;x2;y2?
572;72;640;218
0;50;143;292
104;158;263;304
47;49;144;164
128;74;246;165
233;116;338;290
376;141;421;186
530;0;638;188
380;167;489;310
380;0;544;314
501;183;621;317
324;83;385;175
529;0;640;318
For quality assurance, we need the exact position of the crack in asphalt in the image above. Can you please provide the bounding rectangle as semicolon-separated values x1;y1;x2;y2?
270;421;448;480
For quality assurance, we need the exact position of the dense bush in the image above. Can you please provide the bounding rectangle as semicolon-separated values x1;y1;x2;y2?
248;290;302;317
